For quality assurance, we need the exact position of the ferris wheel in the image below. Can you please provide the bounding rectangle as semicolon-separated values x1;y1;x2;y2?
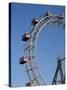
19;11;65;86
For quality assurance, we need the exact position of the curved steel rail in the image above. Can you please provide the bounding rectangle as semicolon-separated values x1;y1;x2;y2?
24;13;65;86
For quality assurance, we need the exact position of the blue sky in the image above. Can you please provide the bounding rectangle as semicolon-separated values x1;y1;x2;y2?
10;3;65;87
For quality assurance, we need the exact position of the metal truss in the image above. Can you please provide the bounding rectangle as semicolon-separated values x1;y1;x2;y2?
52;57;65;85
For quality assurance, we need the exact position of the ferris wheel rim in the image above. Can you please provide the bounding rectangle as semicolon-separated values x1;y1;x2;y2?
24;13;65;86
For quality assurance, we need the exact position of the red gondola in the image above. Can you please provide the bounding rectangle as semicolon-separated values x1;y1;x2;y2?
45;11;52;16
57;14;64;20
19;56;28;64
26;82;32;86
22;32;30;41
32;18;39;25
